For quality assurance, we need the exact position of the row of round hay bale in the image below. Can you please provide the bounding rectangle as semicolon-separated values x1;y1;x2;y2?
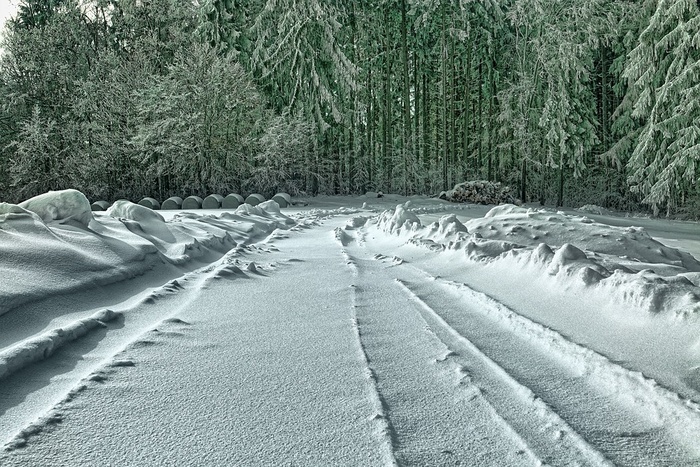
138;197;161;210
272;193;291;208
203;194;224;209
182;195;203;209
223;193;245;209
245;193;265;206
162;196;183;210
91;200;110;211
89;192;289;212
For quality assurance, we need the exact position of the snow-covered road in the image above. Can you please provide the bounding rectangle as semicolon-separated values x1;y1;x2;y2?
1;193;700;465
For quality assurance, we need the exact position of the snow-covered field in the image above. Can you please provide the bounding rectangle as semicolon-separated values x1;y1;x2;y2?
1;190;700;466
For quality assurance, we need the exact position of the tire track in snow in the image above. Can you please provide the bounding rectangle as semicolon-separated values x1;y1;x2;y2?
2;220;388;464
342;250;400;467
340;244;541;466
395;279;611;467
394;268;700;466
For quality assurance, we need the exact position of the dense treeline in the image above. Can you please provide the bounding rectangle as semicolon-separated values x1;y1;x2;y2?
0;0;699;216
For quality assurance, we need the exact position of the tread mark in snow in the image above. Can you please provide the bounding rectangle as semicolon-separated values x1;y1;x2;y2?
351;317;401;467
395;279;613;467
426;275;700;441
396;266;700;465
344;250;400;467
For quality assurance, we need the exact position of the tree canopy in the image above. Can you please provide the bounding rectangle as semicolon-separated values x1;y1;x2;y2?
1;0;699;216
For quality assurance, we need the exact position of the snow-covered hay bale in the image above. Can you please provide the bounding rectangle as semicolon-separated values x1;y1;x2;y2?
203;194;224;209
271;193;291;208
439;180;515;205
222;194;244;209
138;197;161;210
245;193;265;206
107;199;165;223
90;200;110;212
259;200;281;213
162;196;183;210
19;189;93;226
182;196;203;210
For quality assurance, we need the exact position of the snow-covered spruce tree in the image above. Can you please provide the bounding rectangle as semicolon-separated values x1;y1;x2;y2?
250;0;354;127
0;0;97;201
250;0;355;193
500;0;610;206
196;0;252;59
624;0;700;216
1;0;94;131
592;0;651;211
68;0;200;200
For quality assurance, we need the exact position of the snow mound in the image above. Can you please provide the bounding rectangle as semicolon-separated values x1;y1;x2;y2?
439;180;515;205
0;203;33;217
346;216;369;229
334;227;353;246
483;204;528;218
259;200;280;213
425;214;469;242
377;204;421;234
18;189;93;226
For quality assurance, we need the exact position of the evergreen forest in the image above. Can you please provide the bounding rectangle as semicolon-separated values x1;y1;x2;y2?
1;0;699;216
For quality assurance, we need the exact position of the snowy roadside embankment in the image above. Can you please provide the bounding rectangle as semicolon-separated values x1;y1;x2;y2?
375;203;700;317
0;190;293;319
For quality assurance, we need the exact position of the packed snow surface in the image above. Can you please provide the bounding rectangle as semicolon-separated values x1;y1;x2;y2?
1;190;700;466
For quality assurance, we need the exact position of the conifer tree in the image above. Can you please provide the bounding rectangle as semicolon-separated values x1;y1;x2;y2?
625;0;700;215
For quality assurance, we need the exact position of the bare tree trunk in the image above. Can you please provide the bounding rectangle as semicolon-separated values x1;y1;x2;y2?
520;157;527;203
400;0;410;195
441;2;448;191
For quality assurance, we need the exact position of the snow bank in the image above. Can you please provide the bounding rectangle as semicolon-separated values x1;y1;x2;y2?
108;199;165;223
467;204;700;273
578;204;611;216
0;190;296;318
375;202;700;316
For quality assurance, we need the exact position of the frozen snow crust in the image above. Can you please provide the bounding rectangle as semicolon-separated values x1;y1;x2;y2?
0;190;293;320
376;203;700;316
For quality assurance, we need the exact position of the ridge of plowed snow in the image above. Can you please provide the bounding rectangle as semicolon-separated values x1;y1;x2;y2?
0;190;294;318
376;203;700;316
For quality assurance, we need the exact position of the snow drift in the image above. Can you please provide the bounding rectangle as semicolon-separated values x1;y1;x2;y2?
0;190;294;318
375;203;700;316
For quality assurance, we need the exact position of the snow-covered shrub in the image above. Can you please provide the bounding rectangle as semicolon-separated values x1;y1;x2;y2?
440;180;516;205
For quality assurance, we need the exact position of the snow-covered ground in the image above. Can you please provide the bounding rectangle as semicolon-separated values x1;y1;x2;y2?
1;190;700;465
